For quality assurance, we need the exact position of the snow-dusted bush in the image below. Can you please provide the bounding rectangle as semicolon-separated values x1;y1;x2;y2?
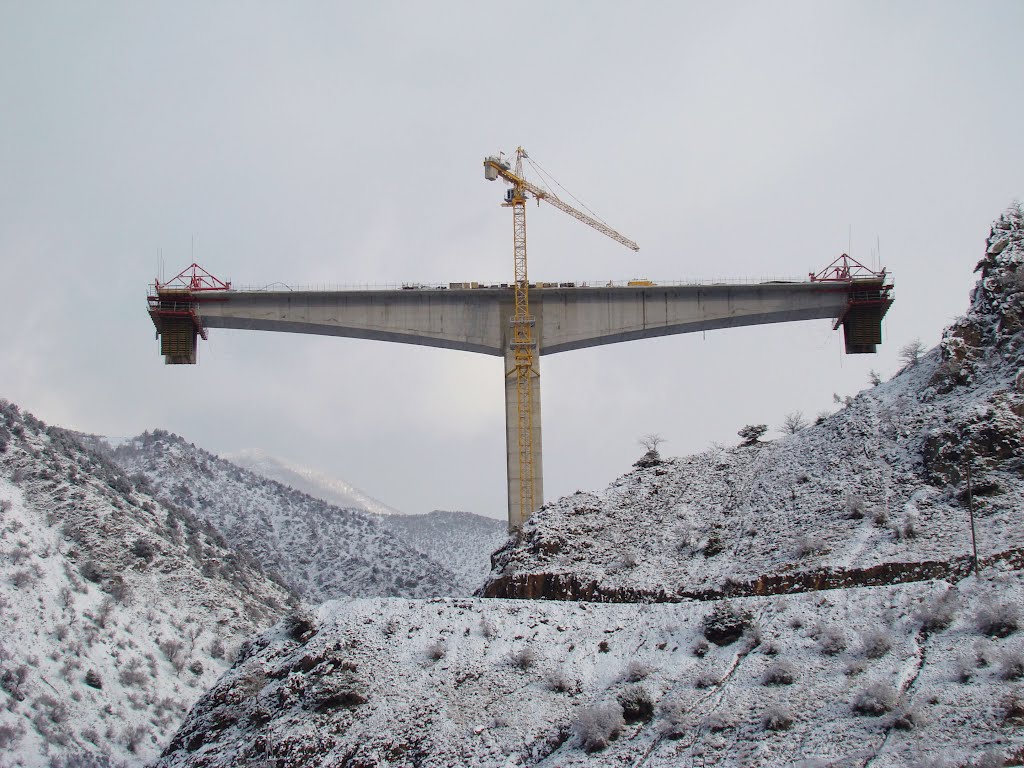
0;722;23;750
817;626;847;656
480;618;497;640
547;671;578;694
623;660;653;682
859;628;893;659
851;682;897;715
425;641;447;661
889;706;919;731
976;601;1019;638
915;590;959;633
573;701;624;753
618;684;654;723
792;535;826;559
692;637;709;657
701;603;752;646
844;494;867;519
972;749;1006;768
694;672;719;689
999;650;1024;681
283;609;318;642
738;424;768;446
763;705;794;731
762;660;796;686
509;646;537;670
1003;689;1024;724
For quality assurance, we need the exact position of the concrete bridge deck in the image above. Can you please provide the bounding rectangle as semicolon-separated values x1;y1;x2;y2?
151;279;892;529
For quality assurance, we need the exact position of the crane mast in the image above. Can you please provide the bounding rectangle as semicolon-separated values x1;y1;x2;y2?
484;147;637;526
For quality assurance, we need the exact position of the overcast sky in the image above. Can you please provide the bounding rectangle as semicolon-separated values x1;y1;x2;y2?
1;2;1022;520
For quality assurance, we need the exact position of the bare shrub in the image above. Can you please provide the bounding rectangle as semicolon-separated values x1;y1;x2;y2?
692;637;709;657
793;535;826;559
425;641;447;661
283;609;318;642
618;685;654;723
1003;689;1024;724
209;638;226;660
851;682;897;715
0;722;23;750
763;705;793;731
702;603;752;646
623;660;653;682
845;494;867;519
976;601;1019;638
900;339;925;367
762;661;796;686
999;650;1024;681
694;672;719;689
509;646;536;670
547;671;578;693
859;629;893;659
817;626;847;656
119;658;148;688
158;638;186;672
9;569;35;588
781;412;807;434
916;590;959;633
574;702;624;753
480;618;497;640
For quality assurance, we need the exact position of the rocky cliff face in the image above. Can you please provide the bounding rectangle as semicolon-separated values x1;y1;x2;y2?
481;206;1024;603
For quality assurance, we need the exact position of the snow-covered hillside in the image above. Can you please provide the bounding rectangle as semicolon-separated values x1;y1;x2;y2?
224;450;401;518
0;401;292;766
380;511;508;592
225;449;508;592
156;574;1024;767
484;206;1024;602
104;433;465;602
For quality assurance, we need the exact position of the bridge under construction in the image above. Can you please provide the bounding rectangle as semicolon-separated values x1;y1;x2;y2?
148;256;893;530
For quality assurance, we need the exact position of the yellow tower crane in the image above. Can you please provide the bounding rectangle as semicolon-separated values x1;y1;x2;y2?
483;147;638;525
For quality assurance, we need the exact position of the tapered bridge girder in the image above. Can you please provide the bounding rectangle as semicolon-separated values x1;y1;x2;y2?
191;282;873;356
161;281;891;529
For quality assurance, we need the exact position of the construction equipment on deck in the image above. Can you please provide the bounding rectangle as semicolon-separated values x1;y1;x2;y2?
147;263;231;364
810;253;893;354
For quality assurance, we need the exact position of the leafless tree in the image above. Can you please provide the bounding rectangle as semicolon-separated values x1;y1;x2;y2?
868;369;882;386
899;339;925;367
638;433;665;453
781;412;807;435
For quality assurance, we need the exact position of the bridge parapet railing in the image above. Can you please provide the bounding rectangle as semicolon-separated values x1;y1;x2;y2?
226;275;855;293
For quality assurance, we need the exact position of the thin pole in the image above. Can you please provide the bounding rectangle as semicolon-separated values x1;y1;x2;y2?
967;462;979;577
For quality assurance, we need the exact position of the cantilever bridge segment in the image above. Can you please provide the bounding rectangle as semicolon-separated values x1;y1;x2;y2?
148;258;893;530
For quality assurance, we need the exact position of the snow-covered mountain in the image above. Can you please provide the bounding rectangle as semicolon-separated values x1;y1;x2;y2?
380;511;508;591
104;433;465;602
154;206;1024;767
0;401;292;766
483;205;1024;602
225;450;509;591
224;449;402;517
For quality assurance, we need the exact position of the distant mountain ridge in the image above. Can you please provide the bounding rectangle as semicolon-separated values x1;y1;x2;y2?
224;448;508;592
104;432;466;602
224;449;402;517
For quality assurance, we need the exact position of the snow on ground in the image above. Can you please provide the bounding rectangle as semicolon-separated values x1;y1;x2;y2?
157;572;1024;767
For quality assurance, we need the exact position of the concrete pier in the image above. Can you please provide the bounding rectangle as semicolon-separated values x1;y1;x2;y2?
165;280;888;529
